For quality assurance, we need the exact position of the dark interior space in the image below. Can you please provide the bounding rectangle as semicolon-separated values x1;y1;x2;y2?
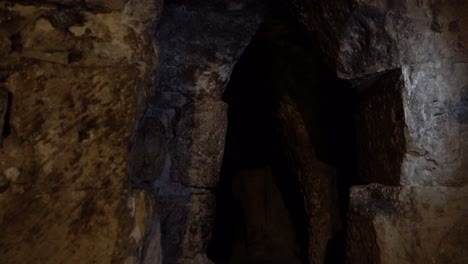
0;90;12;142
319;57;359;264
207;3;359;264
207;18;307;264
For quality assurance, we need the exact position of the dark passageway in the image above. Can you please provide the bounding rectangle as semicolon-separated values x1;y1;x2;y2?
207;3;359;263
207;19;308;264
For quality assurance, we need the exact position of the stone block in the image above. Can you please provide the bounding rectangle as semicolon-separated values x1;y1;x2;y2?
401;62;468;186
289;0;468;78
347;184;468;264
158;193;216;263
357;62;468;186
171;99;228;189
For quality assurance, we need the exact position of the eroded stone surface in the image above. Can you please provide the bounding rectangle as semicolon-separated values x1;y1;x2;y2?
1;1;465;263
347;184;468;264
139;1;264;263
286;2;468;263
0;1;161;263
401;61;468;186
158;193;216;264
357;62;468;186
290;0;468;79
171;100;228;189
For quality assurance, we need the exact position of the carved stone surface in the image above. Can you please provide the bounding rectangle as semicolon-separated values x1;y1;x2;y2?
0;1;161;263
400;62;468;186
148;1;264;263
288;1;468;263
356;62;468;186
289;0;468;79
347;184;468;264
0;0;466;263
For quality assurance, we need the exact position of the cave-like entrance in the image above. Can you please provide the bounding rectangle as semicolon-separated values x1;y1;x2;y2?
207;4;358;264
206;18;308;263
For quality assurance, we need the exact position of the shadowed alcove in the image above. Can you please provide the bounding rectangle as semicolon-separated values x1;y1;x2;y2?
207;3;358;263
206;19;307;264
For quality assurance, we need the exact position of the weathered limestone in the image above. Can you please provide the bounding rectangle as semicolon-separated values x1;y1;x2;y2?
0;0;465;263
401;62;468;186
347;184;468;264
290;0;468;79
351;61;468;264
0;1;161;263
357;62;468;186
289;1;468;263
137;1;264;263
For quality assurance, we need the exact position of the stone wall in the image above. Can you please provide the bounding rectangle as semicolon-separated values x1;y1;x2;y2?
0;0;466;263
289;0;468;263
0;1;161;263
140;1;264;263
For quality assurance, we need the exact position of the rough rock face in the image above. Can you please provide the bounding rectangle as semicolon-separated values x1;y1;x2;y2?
357;63;468;186
269;26;341;262
290;0;468;79
0;1;161;263
276;97;337;264
289;0;468;263
400;62;468;186
356;70;406;185
131;1;264;263
0;0;466;263
347;185;468;264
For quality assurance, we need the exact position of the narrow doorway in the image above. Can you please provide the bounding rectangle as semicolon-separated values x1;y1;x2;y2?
207;3;358;263
207;19;308;264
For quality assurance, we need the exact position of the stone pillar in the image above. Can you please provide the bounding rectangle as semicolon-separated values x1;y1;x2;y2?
140;1;264;263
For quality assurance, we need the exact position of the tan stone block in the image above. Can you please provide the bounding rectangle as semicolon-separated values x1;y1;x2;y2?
347;184;468;264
